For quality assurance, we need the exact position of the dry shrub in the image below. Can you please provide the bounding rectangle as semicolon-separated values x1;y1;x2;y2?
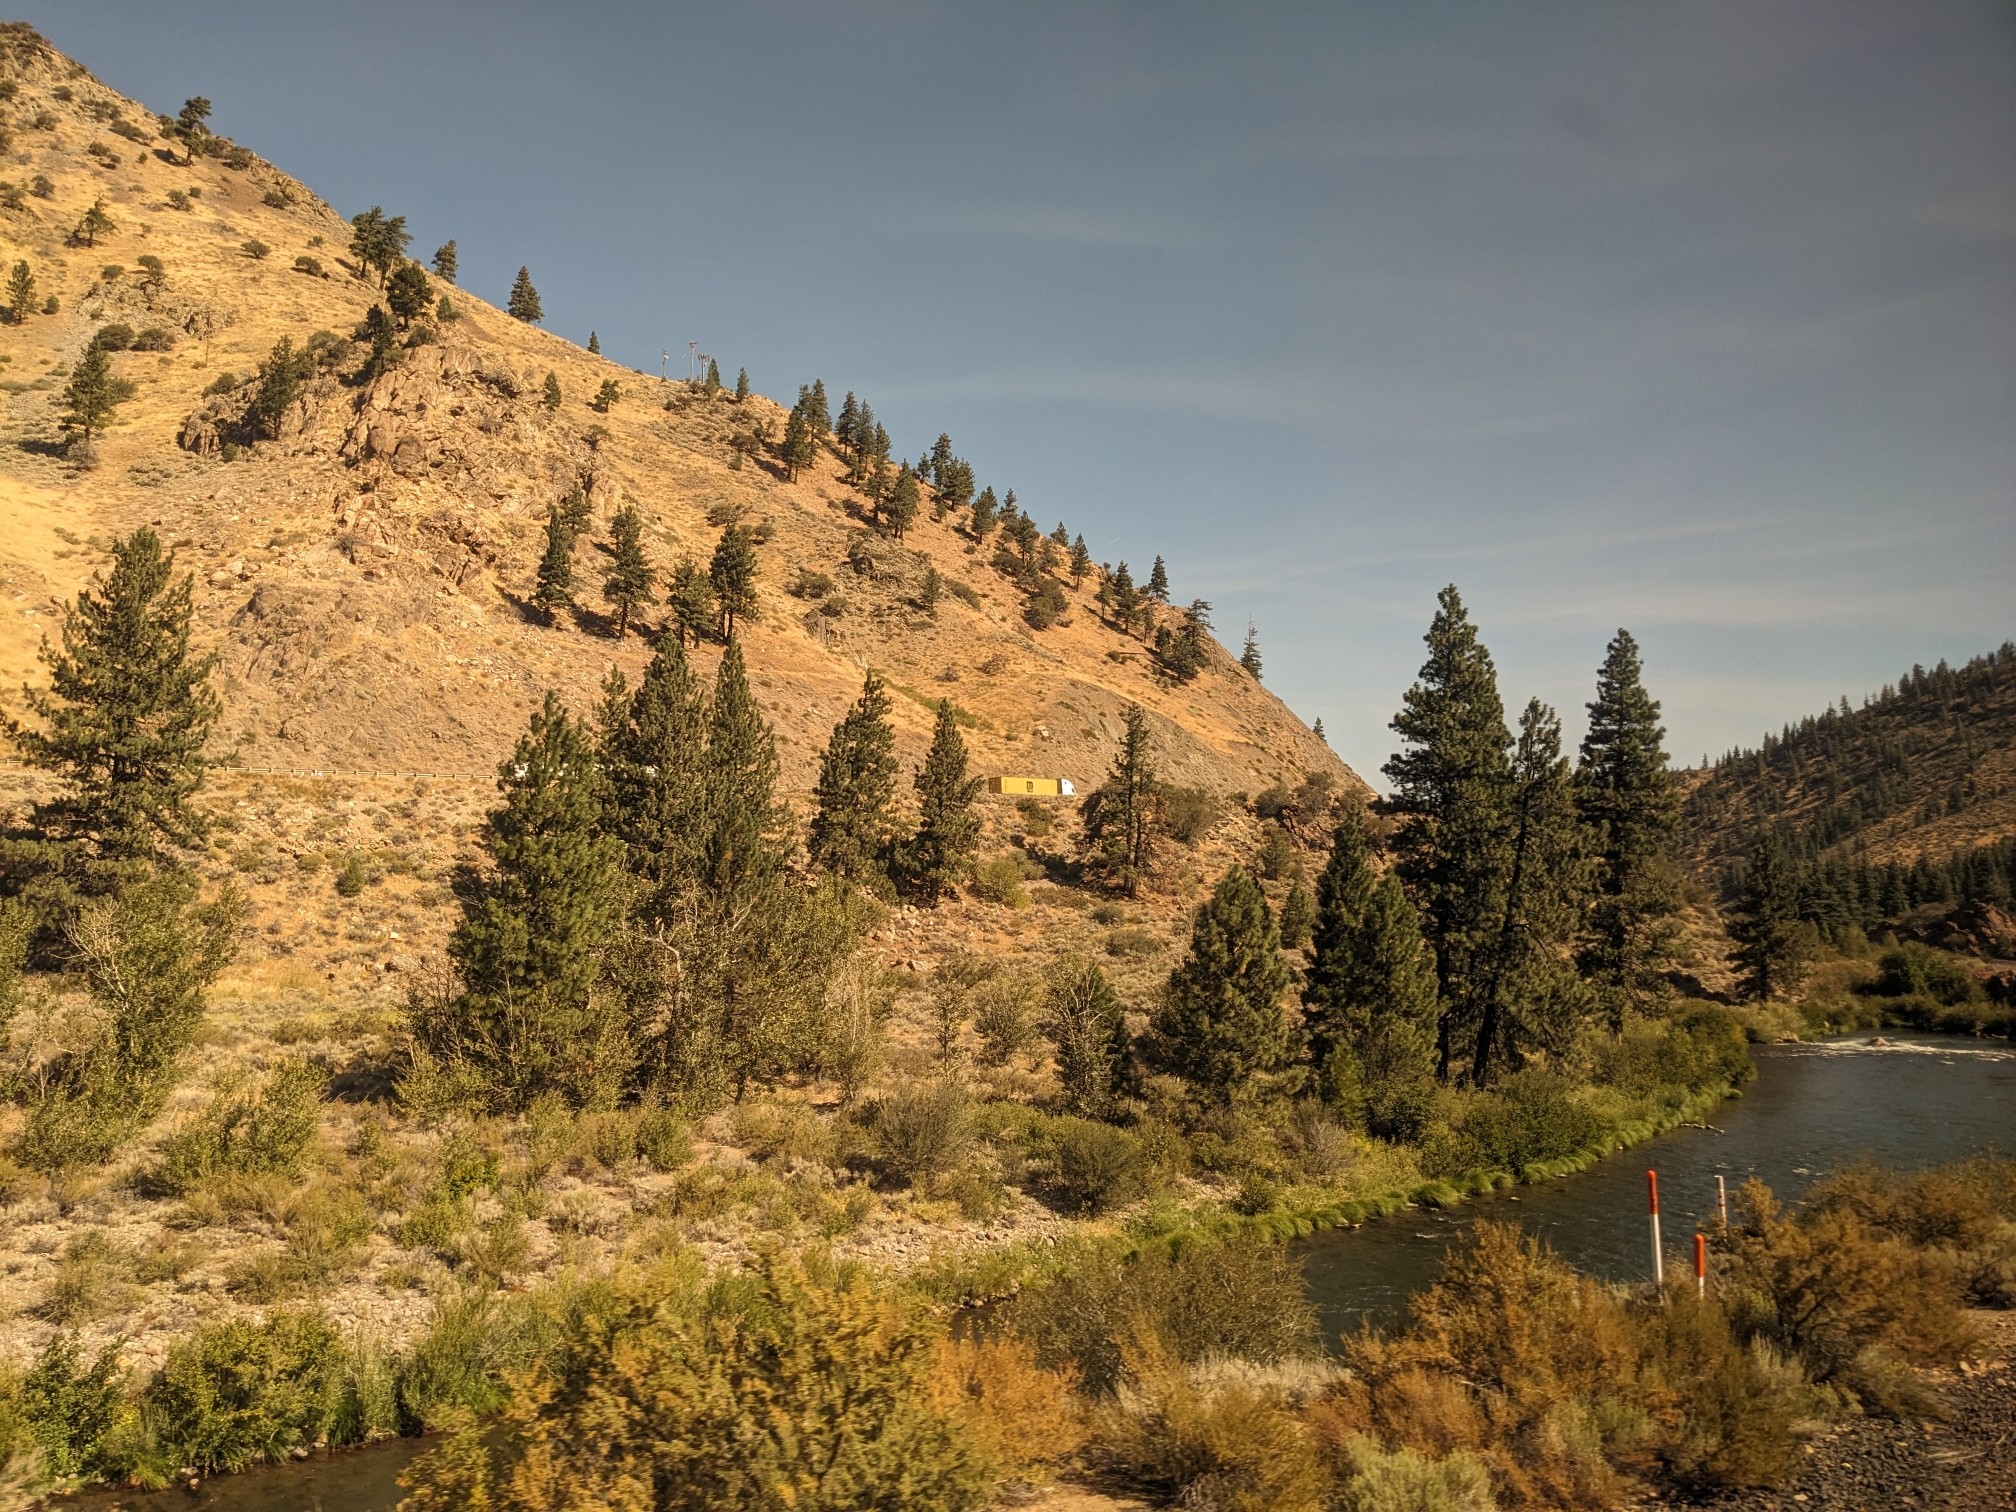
929;1333;1085;1484
1094;1328;1328;1512
1333;1435;1498;1512
733;1100;834;1167
1629;1290;1813;1492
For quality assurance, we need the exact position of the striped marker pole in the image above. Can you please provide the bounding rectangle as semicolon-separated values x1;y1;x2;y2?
1716;1174;1728;1227
1694;1233;1707;1299
1647;1170;1664;1289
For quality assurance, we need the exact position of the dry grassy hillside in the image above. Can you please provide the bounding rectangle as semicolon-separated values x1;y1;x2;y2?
0;28;1352;817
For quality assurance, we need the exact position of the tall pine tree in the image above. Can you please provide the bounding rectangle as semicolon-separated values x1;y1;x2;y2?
808;672;899;889
1151;867;1293;1101
507;266;543;323
709;524;758;638
1576;628;1681;1024
1729;840;1812;1001
532;509;575;623
906;700;981;903
1383;585;1514;1082
1083;702;1161;896
600;505;656;637
669;556;715;648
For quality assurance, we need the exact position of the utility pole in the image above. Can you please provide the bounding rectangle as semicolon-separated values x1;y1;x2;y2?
687;340;698;384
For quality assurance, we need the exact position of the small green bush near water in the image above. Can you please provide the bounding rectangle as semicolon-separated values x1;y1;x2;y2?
151;1058;324;1194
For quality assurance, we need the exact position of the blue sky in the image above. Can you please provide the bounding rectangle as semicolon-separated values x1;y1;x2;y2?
34;1;2016;783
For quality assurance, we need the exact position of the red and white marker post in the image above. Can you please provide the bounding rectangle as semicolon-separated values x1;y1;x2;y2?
1647;1169;1664;1288
1693;1232;1707;1299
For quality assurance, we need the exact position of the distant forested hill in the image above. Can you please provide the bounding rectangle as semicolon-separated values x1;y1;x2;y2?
1683;644;2016;875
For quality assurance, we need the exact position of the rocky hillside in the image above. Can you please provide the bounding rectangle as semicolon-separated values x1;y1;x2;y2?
0;24;1354;812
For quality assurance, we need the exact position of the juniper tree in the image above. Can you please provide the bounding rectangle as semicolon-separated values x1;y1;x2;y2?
669;556;714;648
246;335;312;440
168;97;210;164
600;506;656;636
133;254;165;303
586;330;600;355
906;700;981;904
419;693;629;1110
507;266;543;323
808;672;899;889
9;528;220;877
709;524;758;639
72;196;114;247
1472;699;1591;1085
346;207;408;287
735;367;750;401
1152;866;1293;1101
1240;620;1263;680
1147;556;1170;602
883;463;920;539
431;240;457;282
57;345;134;446
1045;956;1132;1117
5;259;33;322
1576;628;1681;1023
1083;702;1160;896
593;378;621;412
542;371;562;410
1069;535;1091;582
532;509;575;623
1383;585;1514;1082
386;261;431;327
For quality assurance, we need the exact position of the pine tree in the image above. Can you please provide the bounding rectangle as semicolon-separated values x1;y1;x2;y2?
805;379;831;438
1152;867;1293;1101
735;367;750;402
601;505;656;637
1576;628;1681;1023
431;240;457;283
1069;535;1091;582
586;331;601;354
5;260;34;322
1278;878;1315;949
73;196;115;248
507;266;543;323
423;693;628;1110
883;463;920;539
57;346;135;446
1299;809;1437;1124
808;672;899;888
705;358;720;395
532;509;575;623
1471;699;1590;1085
357;305;399;383
1383;585;1514;1082
592;377;621;412
1240;620;1263;680
598;637;710;903
1083;702;1160;896
906;701;981;903
927;433;954;484
346;207;409;287
835;391;861;452
386;262;432;327
1045;956;1131;1117
168;97;210;164
1108;562;1140;632
669;556;715;648
9;528;219;871
246;336;312;439
542;371;562;410
1313;718;1326;744
1147;556;1170;602
969;486;998;540
709;524;758;639
1729;840;1813;1001
781;409;816;481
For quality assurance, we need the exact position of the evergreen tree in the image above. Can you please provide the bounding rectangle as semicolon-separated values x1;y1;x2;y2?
1300;809;1438;1124
586;331;601;355
421;693;628;1110
1083;702;1160;896
357;305;399;382
1157;606;1209;683
781;409;816;481
532;508;575;623
593;377;622;412
246;336;312;440
709;524;758;638
73;196;115;248
1069;535;1091;582
969;486;998;540
705;358;720;395
1152;867;1293;1101
1147;556;1170;602
1313;718;1326;744
1278;878;1315;949
168;97;211;164
601;505;656;637
883;463;920;539
1729;840;1813;1001
1108;562;1140;632
735;367;750;402
1240;620;1263;680
808;672;899;888
1382;585;1514;1082
5;260;34;322
1045;956;1131;1117
1576;628;1681;1023
835;391;861;452
1471;699;1591;1085
906;701;981;904
669;556;715;648
805;379;831;438
507;266;543;323
927;433;954;484
542;371;562;410
58;345;135;446
386;261;432;327
346;207;409;287
431;240;457;283
599;637;709;904
9;528;219;870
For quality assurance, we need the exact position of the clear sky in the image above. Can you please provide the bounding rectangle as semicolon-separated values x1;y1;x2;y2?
31;2;2016;785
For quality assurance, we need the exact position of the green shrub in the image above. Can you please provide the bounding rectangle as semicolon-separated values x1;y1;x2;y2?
1632;1292;1811;1492
1162;786;1218;844
1333;1436;1498;1512
396;1290;552;1430
1105;926;1162;957
148;1311;345;1473
88;321;135;351
151;1057;324;1194
130;326;174;351
971;857;1028;908
865;1081;971;1187
1422;1074;1606;1179
202;370;240;396
1872;942;1977;1005
1045;1116;1149;1214
240;239;269;260
12;1332;127;1483
335;854;368;896
292;254;323;277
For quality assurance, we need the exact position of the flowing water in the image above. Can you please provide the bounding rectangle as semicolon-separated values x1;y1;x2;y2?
62;1033;2016;1510
1298;1033;2016;1344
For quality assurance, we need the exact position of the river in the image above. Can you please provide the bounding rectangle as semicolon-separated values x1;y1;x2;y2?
63;1033;2015;1510
1299;1033;2016;1342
